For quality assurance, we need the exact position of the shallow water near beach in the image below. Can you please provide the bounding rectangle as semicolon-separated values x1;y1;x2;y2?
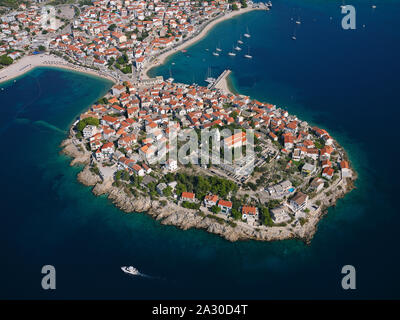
1;0;400;299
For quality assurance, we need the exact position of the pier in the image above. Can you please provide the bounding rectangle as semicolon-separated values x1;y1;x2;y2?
210;69;232;93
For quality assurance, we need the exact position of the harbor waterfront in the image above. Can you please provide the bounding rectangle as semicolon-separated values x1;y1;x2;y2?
0;0;400;299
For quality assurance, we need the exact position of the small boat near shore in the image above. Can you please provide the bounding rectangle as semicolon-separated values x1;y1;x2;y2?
205;67;216;83
167;67;174;83
238;35;243;44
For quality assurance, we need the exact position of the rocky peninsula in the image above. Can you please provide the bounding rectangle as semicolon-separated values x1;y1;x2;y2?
61;116;356;244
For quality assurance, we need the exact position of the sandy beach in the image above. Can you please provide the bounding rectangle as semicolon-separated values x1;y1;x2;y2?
0;54;116;84
142;7;260;79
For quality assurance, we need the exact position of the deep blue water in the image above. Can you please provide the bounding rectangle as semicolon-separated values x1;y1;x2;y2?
1;0;400;299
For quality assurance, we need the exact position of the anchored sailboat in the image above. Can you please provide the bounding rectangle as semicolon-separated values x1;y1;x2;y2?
228;45;236;56
244;46;252;59
291;27;297;40
167;66;174;83
244;27;251;38
205;67;216;83
212;47;219;56
291;17;298;40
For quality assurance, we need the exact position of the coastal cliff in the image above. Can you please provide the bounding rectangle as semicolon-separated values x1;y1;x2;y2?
61;137;356;244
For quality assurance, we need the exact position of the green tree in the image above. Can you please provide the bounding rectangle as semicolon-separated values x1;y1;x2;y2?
76;117;100;132
261;207;273;226
115;170;123;181
211;205;221;214
163;186;172;197
182;201;200;210
0;55;13;66
122;170;130;181
176;183;187;196
231;208;241;220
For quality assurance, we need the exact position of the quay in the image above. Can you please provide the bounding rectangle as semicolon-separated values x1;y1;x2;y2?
210;69;232;92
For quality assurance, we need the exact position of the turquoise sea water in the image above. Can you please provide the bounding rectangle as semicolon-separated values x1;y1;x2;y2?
1;0;400;299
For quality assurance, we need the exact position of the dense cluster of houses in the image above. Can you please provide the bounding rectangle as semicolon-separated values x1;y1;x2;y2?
75;76;351;226
0;3;43;61
1;1;352;228
1;0;238;71
48;0;232;70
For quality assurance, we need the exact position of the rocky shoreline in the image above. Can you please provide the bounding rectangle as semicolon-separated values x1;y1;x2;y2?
60;137;356;244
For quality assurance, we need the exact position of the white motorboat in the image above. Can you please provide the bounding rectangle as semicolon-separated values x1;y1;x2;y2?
121;266;140;275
